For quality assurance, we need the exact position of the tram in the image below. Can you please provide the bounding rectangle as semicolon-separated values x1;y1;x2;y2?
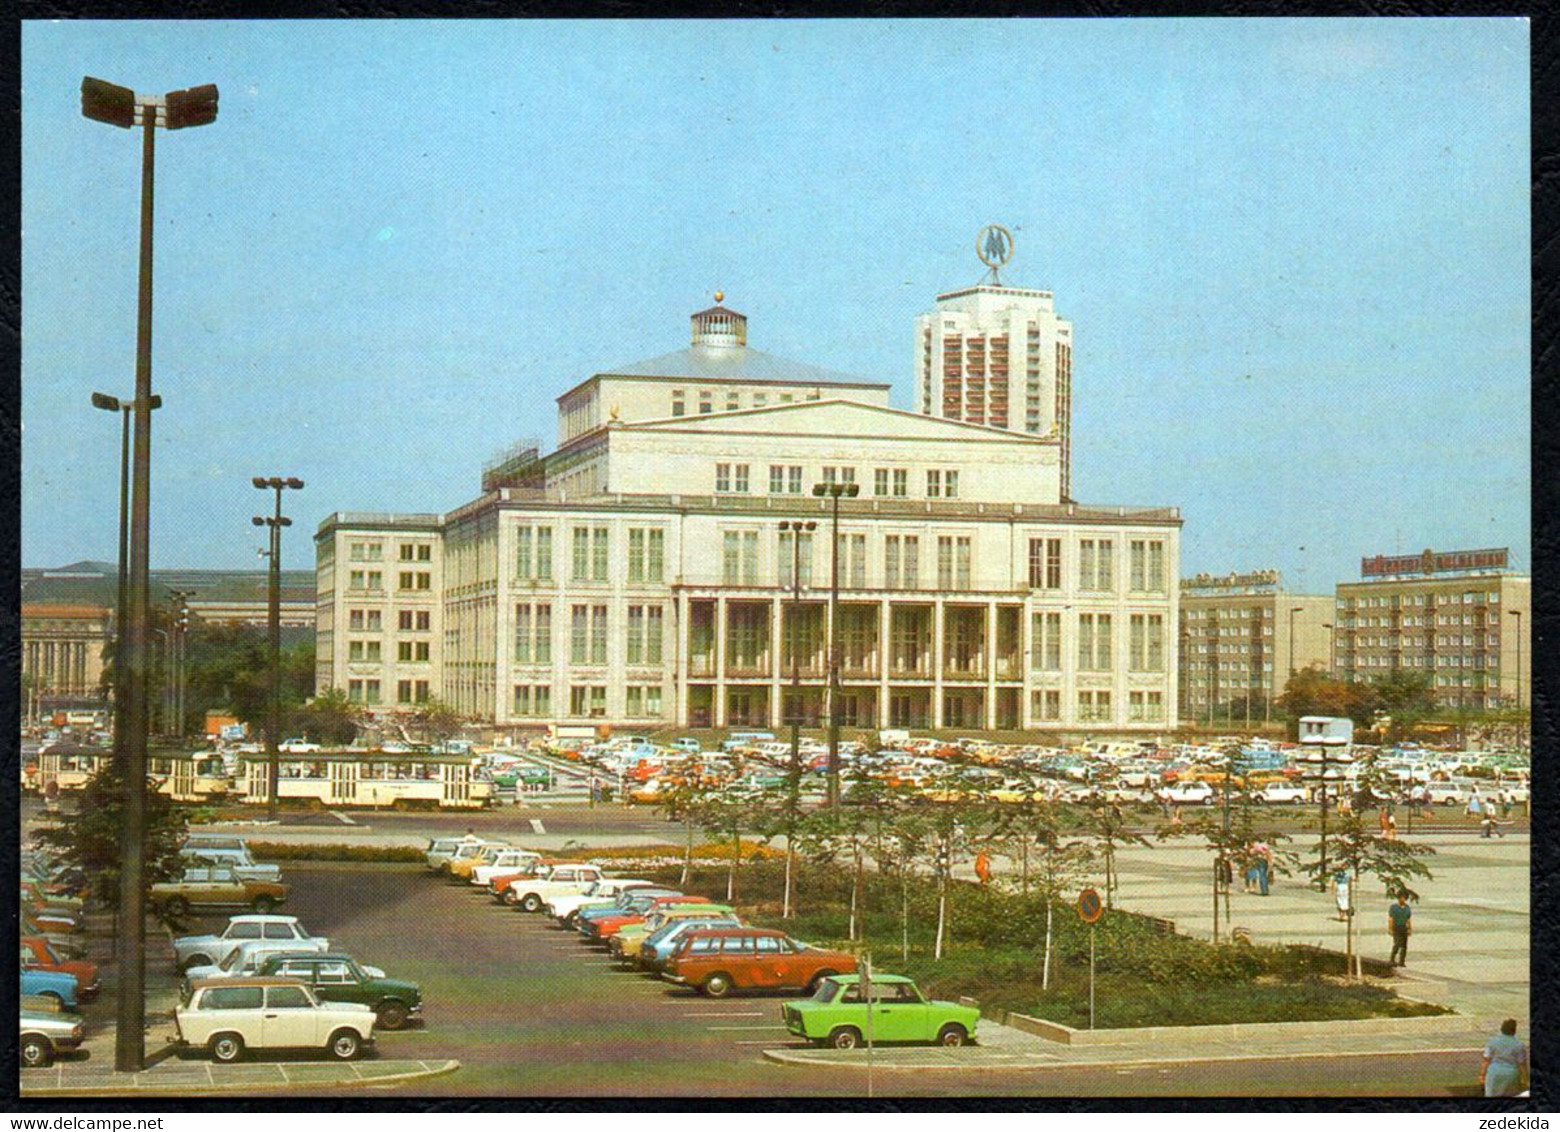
235;750;493;810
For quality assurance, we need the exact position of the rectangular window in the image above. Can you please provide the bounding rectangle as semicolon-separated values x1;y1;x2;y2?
416;572;431;590
368;571;381;590
513;685;530;715
570;686;588;715
399;571;415;591
779;531;814;588
726;392;740;412
1081;539;1114;592
1078;689;1112;722
398;641;413;662
955;537;971;590
365;680;380;705
571;605;589;665
1028;538;1062;590
590;605;608;665
723;532;742;585
1130;540;1167;593
367;610;382;631
625;686;642;717
645;606;663;664
944;470;959;499
535;527;552;581
927;470;942;498
415;641;430;661
1078;613;1113;671
399;610;414;631
937;536;954;589
716;464;732;493
348;679;363;702
646;530;664;582
516;527;532;580
849;533;867;589
572;528;591;582
892;469;907;497
628;529;645;583
1128;614;1164;671
903;536;919;589
699;392;713;414
627;606;644;665
771;466;787;494
414;680;429;703
874;468;890;497
788;466;803;494
1032;612;1062;671
416;611;429;631
349;610;364;631
885;536;901;589
515;604;532;663
592;528;609;582
397;680;412;704
400;544;416;561
418;545;432;561
734;464;749;493
1032;688;1062;721
590;686;606;717
671;391;685;417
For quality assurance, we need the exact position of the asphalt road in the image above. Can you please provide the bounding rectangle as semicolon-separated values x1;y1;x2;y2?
272;862;1485;1098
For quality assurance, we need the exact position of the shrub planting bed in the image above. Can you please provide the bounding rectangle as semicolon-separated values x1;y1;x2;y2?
642;860;1449;1030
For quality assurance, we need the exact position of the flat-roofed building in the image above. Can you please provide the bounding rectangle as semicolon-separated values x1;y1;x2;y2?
317;297;1182;735
1335;547;1530;710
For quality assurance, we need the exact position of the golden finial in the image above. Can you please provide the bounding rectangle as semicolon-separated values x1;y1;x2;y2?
714;290;724;303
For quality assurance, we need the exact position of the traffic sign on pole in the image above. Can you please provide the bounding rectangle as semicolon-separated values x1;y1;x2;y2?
1077;887;1103;924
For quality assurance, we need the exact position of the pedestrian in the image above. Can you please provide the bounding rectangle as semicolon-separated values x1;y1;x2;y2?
1333;868;1351;921
1466;789;1483;822
975;850;992;886
1387;891;1413;967
1252;840;1272;896
1481;1019;1528;1097
1482;812;1506;840
1170;803;1182;828
1379;805;1392;836
1243;849;1259;894
1500;792;1513;821
1385;814;1397;840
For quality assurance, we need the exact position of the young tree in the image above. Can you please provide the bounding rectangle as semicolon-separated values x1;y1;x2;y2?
297;687;361;746
35;764;187;912
992;778;1094;989
1081;794;1149;909
413;696;464;747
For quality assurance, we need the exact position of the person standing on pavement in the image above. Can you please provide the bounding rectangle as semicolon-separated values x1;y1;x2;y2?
1387;891;1413;967
1466;788;1483;823
1481;1019;1528;1097
1333;868;1351;921
1252;840;1272;896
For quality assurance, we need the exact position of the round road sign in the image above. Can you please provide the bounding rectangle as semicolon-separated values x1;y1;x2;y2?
1076;887;1103;924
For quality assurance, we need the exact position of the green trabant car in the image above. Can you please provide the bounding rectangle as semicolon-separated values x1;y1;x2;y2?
781;973;978;1049
256;952;422;1030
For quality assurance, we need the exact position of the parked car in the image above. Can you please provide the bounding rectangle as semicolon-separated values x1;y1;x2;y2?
20;1007;85;1068
439;840;495;877
547;879;659;924
467;848;541;887
183;938;341;986
424;835;486;871
609;904;736;962
781;973;979;1048
19;938;100;1001
173;915;328;973
638;916;745;972
1157;781;1215;805
505;864;606;912
278;738;322;754
22;914;86;959
256;952;422;1030
569;888;684;930
447;843;521;883
174;977;375;1062
663;927;857;998
151;865;289;916
19;960;79;1010
1257;782;1310;805
180;845;283;882
582;894;710;941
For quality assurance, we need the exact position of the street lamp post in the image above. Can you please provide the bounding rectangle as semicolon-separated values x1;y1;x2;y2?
253;477;304;818
168;589;194;738
812;481;859;806
1287;606;1304;680
81;74;218;1074
90;392;161;768
1507;609;1523;712
778;518;817;918
1322;622;1335;675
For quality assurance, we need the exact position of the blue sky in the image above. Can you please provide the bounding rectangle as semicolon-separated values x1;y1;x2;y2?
22;18;1529;588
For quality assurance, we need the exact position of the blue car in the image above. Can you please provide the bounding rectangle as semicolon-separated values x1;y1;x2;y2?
639;916;742;971
20;961;79;1010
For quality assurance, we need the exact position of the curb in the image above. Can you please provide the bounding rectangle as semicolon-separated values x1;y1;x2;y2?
20;1059;462;1097
760;1044;1485;1073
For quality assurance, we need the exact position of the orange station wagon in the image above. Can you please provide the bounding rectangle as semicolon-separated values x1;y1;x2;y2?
663;927;856;998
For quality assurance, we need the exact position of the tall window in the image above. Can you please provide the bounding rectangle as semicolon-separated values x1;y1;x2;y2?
892;469;908;497
847;533;867;588
626;605;664;665
771;466;788;494
722;531;759;585
516;527;532;580
874;468;890;497
1129;614;1164;672
627;528;666;584
570;605;589;665
591;528;609;582
514;604;531;663
572;528;591;582
944;470;959;499
955;537;971;590
1032;611;1062;671
902;536;920;589
885;536;902;589
779;530;814;588
590;605;608;664
1078;689;1112;722
927;470;942;498
1028;537;1062;590
671;390;685;417
937;537;954;589
1033;688;1062;721
1080;539;1114;592
938;536;971;589
716;464;749;493
1130;539;1167;593
1078;613;1112;671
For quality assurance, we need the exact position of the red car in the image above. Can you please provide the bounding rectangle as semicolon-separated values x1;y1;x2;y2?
20;936;101;1000
664;927;857;998
583;895;714;942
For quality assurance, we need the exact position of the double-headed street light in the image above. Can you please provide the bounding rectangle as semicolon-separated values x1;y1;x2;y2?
89;391;161;768
253;477;304;819
811;481;859;806
82;74;218;1075
777;518;817;918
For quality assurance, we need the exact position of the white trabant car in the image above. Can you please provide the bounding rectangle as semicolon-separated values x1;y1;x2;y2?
175;977;374;1062
467;848;542;887
180;845;283;882
1257;782;1310;805
547;878;657;923
173;915;329;974
1157;781;1216;805
506;863;606;912
424;835;486;872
